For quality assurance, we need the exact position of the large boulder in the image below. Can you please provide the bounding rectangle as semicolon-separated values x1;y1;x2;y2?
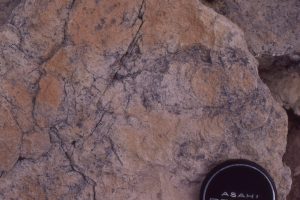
0;0;291;199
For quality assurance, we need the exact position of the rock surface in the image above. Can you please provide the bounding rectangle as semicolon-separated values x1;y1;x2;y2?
202;0;300;56
0;0;20;26
259;55;300;200
284;110;300;200
259;55;300;115
0;0;291;199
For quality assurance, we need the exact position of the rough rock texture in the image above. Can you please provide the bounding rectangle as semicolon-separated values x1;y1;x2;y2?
202;1;300;198
259;55;300;200
0;0;20;26
0;0;291;199
284;110;300;200
202;0;300;56
259;55;300;115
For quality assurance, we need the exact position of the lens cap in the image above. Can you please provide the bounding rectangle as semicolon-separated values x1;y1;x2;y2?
200;159;277;200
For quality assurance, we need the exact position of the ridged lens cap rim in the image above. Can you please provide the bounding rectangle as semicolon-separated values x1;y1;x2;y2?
199;159;277;200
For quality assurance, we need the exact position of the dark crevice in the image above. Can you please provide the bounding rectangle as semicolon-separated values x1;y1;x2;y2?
49;126;97;199
17;156;26;161
31;68;46;130
200;0;231;16
106;136;123;166
286;109;300;131
283;108;300;200
258;54;300;73
15;155;36;164
103;0;146;94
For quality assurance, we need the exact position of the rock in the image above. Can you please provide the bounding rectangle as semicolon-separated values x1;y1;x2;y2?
284;111;300;200
202;0;300;56
10;0;72;62
21;130;51;160
0;0;291;199
0;97;22;172
0;144;95;200
259;55;300;115
259;55;300;200
0;0;20;26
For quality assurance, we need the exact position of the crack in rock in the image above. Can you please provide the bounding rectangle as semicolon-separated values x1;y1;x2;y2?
0;0;294;199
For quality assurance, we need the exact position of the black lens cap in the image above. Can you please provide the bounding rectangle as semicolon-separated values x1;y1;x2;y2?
200;159;277;200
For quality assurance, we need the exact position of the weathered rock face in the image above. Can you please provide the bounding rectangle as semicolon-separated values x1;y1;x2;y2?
0;0;291;199
204;1;300;198
259;55;300;115
259;55;300;200
0;0;20;26
202;0;300;56
284;111;300;200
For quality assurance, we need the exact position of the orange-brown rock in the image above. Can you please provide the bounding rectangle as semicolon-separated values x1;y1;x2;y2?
10;0;73;61
21;130;51;160
1;81;33;132
34;74;64;128
68;0;142;53
0;0;292;199
0;98;22;172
